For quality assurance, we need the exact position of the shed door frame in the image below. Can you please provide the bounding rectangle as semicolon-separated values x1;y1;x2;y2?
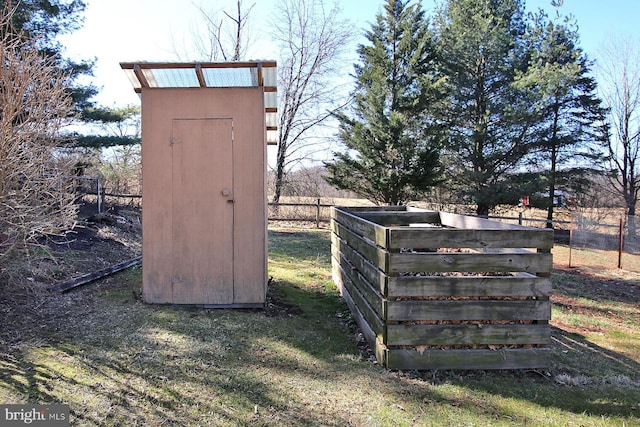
170;118;235;305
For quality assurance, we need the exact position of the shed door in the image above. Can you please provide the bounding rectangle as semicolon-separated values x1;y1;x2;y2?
171;118;234;304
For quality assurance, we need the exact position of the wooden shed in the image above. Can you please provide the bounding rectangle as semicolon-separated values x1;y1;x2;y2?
121;61;277;307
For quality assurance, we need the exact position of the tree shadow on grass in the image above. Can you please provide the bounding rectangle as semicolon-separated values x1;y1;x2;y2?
0;352;60;404
3;290;638;426
445;325;640;420
553;267;640;304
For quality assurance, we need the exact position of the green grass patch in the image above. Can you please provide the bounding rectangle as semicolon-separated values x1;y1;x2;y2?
1;228;639;426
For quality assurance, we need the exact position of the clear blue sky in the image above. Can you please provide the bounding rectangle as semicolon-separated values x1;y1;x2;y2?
60;0;640;107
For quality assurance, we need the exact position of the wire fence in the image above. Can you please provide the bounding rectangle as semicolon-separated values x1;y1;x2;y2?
566;212;640;273
451;210;640;273
267;200;640;273
268;199;332;228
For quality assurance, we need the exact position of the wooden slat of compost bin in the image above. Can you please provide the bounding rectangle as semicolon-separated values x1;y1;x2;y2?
337;273;380;353
356;211;442;226
388;228;553;251
384;347;551;370
332;243;385;317
332;255;385;338
338;206;406;213
331;220;388;272
331;208;388;248
331;234;387;296
386;323;550;346
439;211;527;230
385;299;551;322
340;282;389;367
387;274;552;298
388;252;552;273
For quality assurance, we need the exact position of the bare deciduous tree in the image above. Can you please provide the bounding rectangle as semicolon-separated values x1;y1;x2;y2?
271;0;353;204
178;0;255;61
597;35;640;228
0;5;76;257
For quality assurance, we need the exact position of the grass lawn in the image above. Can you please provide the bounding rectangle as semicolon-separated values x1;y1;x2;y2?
1;227;639;426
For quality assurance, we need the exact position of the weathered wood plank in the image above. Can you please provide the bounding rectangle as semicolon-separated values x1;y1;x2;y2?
332;245;385;317
439;211;527;230
332;256;386;337
385;347;551;370
388;228;553;251
338;206;406;213
331;208;388;248
331;220;388;271
339;277;379;351
386;300;551;321
388;252;552;274
51;257;142;293
331;234;388;295
356;211;442;227
386;275;552;298
386;324;550;346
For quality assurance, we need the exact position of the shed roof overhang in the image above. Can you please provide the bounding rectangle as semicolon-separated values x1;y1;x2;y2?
120;61;278;145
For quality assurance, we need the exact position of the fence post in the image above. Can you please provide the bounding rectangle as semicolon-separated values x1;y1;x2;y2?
518;212;522;225
569;215;573;268
96;177;101;214
316;198;321;228
618;216;624;269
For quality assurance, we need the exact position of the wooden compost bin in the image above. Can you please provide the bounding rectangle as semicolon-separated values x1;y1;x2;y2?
331;206;553;370
121;61;277;307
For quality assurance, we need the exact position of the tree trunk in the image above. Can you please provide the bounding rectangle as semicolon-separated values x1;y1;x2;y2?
272;138;287;205
476;203;490;217
627;194;637;238
546;193;554;229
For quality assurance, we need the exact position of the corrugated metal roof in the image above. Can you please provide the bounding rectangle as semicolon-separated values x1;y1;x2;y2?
120;61;278;144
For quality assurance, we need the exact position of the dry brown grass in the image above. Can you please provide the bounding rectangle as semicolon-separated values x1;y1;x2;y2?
0;8;77;260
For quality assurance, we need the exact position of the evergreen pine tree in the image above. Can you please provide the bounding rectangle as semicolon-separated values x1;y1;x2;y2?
435;0;533;216
324;0;444;205
1;1;139;148
517;8;607;226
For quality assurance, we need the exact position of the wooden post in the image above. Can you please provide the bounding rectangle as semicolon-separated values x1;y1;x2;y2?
569;215;573;268
101;186;106;213
51;256;142;293
618;217;624;269
316;198;321;228
96;177;102;213
518;212;523;225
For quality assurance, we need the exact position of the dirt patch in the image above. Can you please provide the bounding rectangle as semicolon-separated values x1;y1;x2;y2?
0;205;143;349
551;294;619;333
37;225;108;251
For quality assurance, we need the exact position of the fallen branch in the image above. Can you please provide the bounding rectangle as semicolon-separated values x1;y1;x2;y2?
50;256;142;293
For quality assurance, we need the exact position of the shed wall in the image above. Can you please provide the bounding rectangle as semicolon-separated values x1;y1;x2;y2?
141;87;267;305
